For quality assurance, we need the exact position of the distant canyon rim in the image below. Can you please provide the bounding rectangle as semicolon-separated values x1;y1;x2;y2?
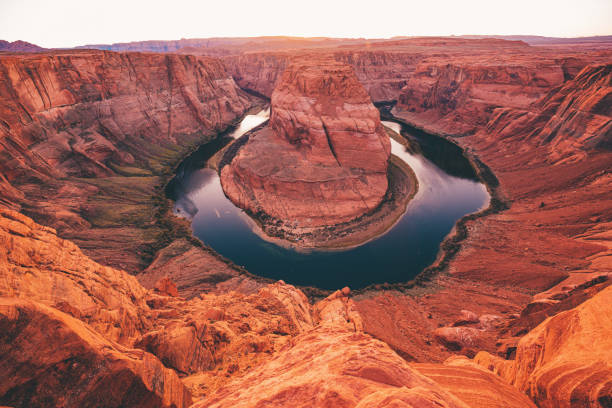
0;35;611;408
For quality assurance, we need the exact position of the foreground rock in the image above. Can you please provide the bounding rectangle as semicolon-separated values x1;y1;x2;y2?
413;356;537;408
0;207;151;345
221;58;391;230
0;298;191;408
475;285;612;407
0;208;540;407
194;325;469;408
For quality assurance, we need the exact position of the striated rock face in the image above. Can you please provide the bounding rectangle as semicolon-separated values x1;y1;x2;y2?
223;53;290;97
488;63;611;162
0;298;191;408
221;58;391;228
413;356;537;408
0;207;151;345
0;50;249;182
0;49;252;271
395;60;566;136
475;285;612;407
223;49;420;103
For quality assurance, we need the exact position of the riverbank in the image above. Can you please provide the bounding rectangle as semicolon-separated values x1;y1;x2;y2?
369;110;507;292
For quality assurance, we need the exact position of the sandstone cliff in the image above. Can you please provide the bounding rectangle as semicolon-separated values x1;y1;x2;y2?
483;63;611;162
221;58;391;228
0;50;252;271
222;38;610;108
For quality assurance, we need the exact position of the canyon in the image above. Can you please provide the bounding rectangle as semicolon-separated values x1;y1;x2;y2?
0;36;611;407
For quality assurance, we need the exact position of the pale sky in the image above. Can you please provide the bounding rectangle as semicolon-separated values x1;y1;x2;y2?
1;0;611;48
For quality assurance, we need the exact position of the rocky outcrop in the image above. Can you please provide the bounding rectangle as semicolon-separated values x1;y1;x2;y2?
0;207;151;345
137;238;265;298
0;49;252;272
475;285;612;407
194;325;470;408
0;298;191;408
221;58;391;229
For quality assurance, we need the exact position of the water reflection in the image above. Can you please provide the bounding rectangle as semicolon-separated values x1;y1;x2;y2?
167;111;489;290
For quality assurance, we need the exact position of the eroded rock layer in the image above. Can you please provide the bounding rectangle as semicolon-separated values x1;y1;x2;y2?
0;49;252;272
475;285;612;407
221;58;390;228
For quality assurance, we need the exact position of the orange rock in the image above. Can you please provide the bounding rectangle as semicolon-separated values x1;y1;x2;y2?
452;310;480;326
0;207;151;345
434;327;485;353
0;298;191;408
194;326;469;408
475;285;612;407
413;356;537;408
137;239;265;297
154;276;179;297
221;58;391;228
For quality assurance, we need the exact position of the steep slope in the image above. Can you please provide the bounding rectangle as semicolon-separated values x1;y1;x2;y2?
395;59;564;135
0;50;252;272
413;356;537;408
0;298;192;408
494;63;611;162
194;326;470;408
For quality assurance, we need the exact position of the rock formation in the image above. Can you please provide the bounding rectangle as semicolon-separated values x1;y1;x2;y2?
221;58;391;228
484;63;612;162
475;285;612;407
413;356;537;408
0;298;192;408
395;60;564;135
194;326;470;408
0;49;252;272
222;37;611;106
